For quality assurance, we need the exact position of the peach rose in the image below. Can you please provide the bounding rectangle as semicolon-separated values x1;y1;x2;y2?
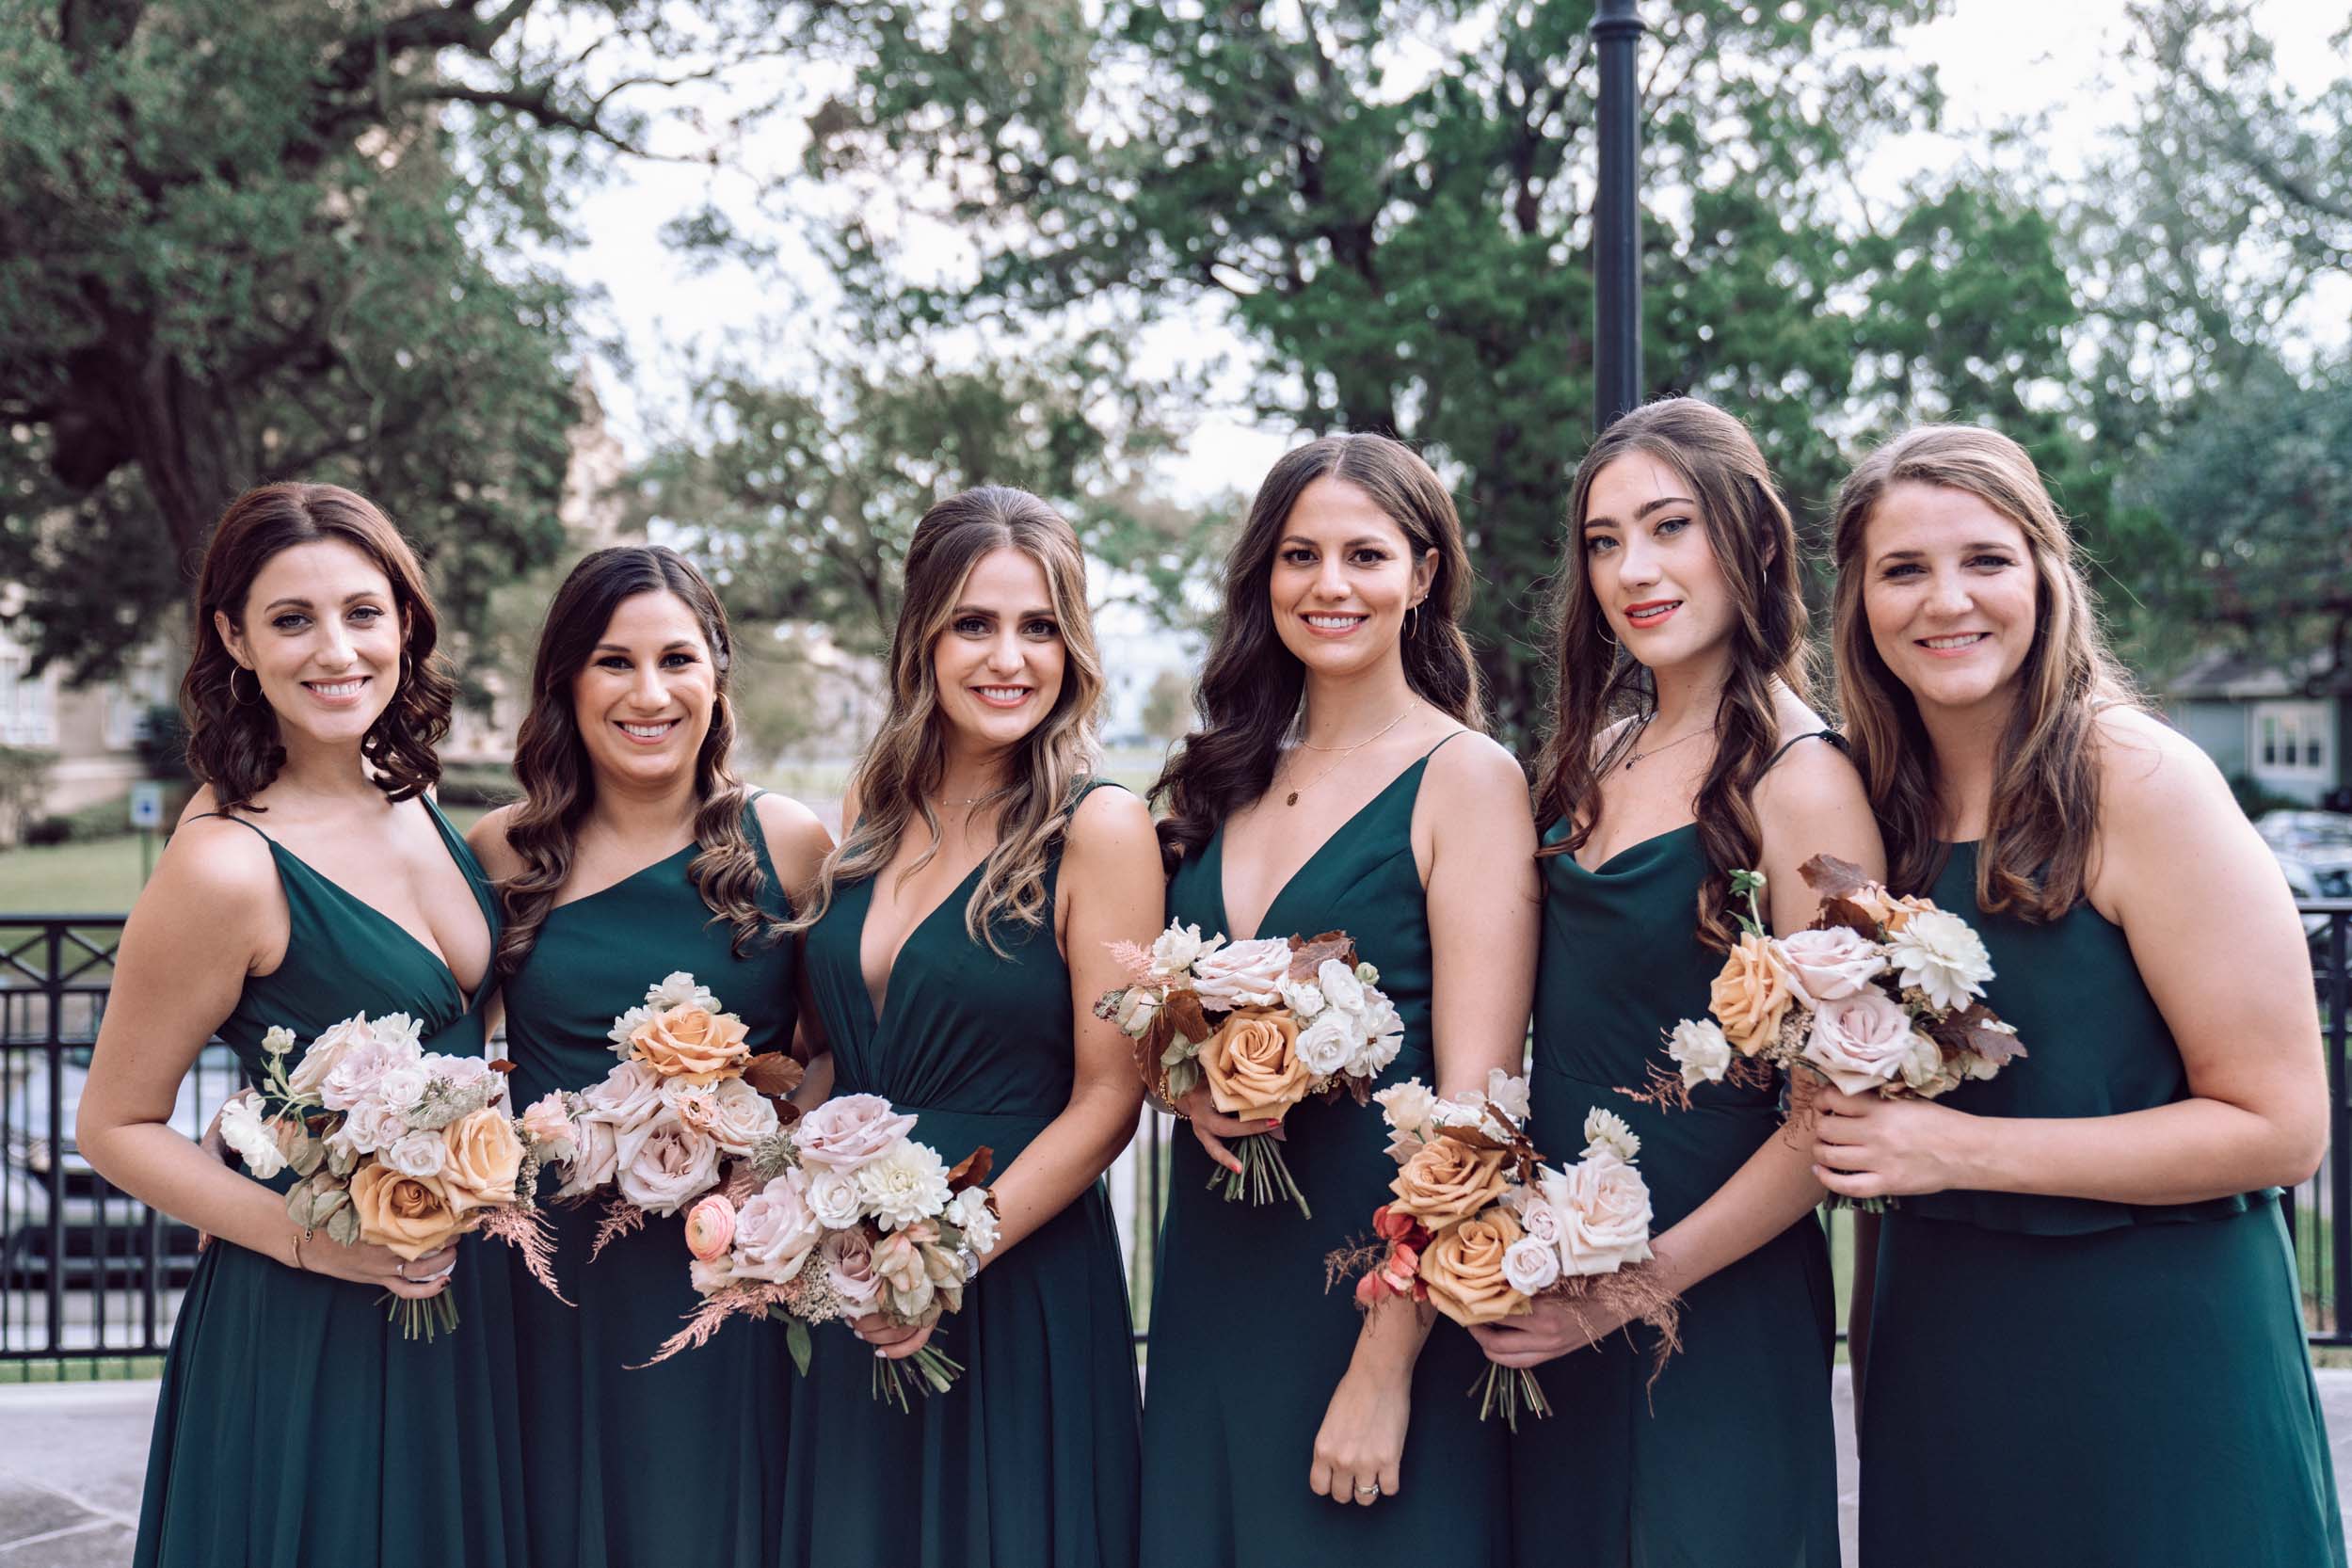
348;1163;469;1260
1200;1007;1310;1122
1708;933;1800;1056
439;1108;523;1212
1386;1135;1511;1230
627;1003;752;1084
1416;1207;1532;1327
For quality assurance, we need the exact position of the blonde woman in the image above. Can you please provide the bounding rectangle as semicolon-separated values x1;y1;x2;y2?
777;487;1158;1568
1818;424;2341;1567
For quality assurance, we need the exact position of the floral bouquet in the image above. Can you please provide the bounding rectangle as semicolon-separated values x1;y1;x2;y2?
1096;921;1405;1216
1642;856;2024;1208
640;1094;1002;1410
520;971;804;1255
218;1012;565;1338
1330;1071;1680;1430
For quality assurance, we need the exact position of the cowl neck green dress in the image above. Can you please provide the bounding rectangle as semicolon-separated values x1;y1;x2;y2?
134;800;528;1568
777;781;1143;1568
1859;842;2344;1567
1510;820;1839;1568
498;797;799;1568
1140;742;1512;1568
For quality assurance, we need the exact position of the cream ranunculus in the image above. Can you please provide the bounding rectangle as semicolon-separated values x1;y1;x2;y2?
1775;925;1888;1001
1707;933;1802;1056
440;1108;524;1211
1187;936;1294;1010
1201;1008;1309;1121
1387;1135;1512;1230
348;1163;469;1260
1800;988;1924;1097
1555;1157;1655;1276
1417;1208;1532;1327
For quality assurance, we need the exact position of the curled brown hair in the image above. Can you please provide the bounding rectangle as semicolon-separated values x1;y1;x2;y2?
183;482;454;812
1829;424;2139;920
1151;434;1485;871
493;546;777;976
791;486;1105;953
1532;398;1811;951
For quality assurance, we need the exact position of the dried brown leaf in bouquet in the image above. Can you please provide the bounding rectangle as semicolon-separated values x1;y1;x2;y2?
946;1147;995;1193
1163;990;1213;1048
1799;854;1873;901
1928;1003;2027;1068
1287;932;1356;979
743;1052;805;1098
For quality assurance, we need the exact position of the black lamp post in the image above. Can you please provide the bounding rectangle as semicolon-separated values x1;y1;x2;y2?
1592;0;1646;432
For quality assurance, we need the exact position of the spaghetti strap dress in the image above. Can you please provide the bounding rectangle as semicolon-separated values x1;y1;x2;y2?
1858;841;2344;1567
498;795;800;1568
1141;737;1512;1568
777;779;1142;1568
134;799;528;1568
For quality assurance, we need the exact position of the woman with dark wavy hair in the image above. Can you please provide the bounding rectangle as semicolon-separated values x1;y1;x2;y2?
77;482;528;1568
1467;397;1876;1567
1816;425;2341;1567
466;544;832;1568
1142;434;1538;1567
776;486;1156;1568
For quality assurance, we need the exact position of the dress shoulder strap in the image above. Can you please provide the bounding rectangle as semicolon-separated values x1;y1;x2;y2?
1764;728;1847;771
1417;728;1473;764
181;810;273;843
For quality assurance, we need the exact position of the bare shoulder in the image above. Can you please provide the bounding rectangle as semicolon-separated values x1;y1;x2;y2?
1754;726;1868;815
1065;782;1159;866
145;810;278;932
1422;729;1531;808
2092;705;2240;852
466;802;524;881
753;790;833;864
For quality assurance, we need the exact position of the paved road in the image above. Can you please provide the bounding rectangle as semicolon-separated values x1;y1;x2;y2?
9;1368;2352;1566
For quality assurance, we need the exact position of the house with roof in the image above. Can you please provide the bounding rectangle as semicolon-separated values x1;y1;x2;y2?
2163;648;2352;809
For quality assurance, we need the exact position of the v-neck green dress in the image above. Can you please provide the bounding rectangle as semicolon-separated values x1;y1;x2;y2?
499;797;800;1568
777;781;1143;1568
1140;742;1512;1568
1859;842;2344;1567
135;801;528;1568
1510;821;1838;1568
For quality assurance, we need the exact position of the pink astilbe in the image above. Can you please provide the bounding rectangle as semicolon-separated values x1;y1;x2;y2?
475;1204;572;1306
588;1196;648;1262
634;1281;797;1367
1108;940;1160;989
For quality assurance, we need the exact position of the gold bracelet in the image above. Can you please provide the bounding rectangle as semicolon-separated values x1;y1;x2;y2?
288;1228;309;1272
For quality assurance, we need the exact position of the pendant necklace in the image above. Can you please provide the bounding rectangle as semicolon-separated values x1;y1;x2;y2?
1284;700;1418;807
1623;717;1710;771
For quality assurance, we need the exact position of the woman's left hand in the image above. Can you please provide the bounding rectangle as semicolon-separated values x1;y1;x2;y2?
852;1311;936;1361
1810;1086;1979;1201
1309;1359;1410;1507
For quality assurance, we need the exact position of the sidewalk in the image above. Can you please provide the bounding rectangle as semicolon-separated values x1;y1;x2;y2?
10;1369;2352;1566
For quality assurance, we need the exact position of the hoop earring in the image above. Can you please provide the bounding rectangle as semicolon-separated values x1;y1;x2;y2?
229;666;262;707
1595;616;1619;649
1405;603;1420;640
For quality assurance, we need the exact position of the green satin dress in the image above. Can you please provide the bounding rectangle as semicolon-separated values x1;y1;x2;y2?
1511;821;1839;1568
500;798;799;1568
777;783;1143;1568
1860;842;2344;1567
1141;742;1512;1568
135;801;528;1568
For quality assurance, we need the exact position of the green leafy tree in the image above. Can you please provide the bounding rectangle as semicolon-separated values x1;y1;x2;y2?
0;0;803;680
792;0;2088;740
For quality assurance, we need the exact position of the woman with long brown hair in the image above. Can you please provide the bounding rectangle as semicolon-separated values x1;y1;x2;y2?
1469;397;1876;1567
1816;425;2341;1566
1141;434;1538;1566
466;544;833;1568
78;483;527;1567
776;486;1157;1568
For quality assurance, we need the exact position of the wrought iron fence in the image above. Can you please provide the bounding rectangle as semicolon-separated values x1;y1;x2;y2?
6;908;2351;1362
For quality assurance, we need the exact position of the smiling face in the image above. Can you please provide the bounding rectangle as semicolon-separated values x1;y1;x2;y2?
1578;452;1739;677
930;546;1067;755
1266;476;1437;681
1860;480;2040;724
569;589;719;792
216;539;406;749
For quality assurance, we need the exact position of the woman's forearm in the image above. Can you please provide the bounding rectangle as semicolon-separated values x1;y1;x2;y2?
79;1117;301;1266
975;1080;1139;1257
1959;1097;2318;1207
1647;1127;1825;1296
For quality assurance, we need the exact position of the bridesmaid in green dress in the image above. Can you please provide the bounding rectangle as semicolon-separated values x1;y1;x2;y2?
77;483;528;1568
468;546;833;1568
777;486;1158;1568
1470;398;1874;1567
1143;434;1539;1567
1816;424;2343;1567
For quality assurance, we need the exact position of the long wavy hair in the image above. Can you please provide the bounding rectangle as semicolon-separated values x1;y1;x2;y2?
791;487;1105;952
183;482;454;812
1151;434;1485;870
493;546;777;977
1830;424;2139;920
1532;398;1812;951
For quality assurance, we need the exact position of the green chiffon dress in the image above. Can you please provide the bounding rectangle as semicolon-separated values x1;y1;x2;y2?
135;801;528;1568
1859;842;2344;1567
1141;741;1513;1568
1511;820;1839;1568
777;783;1143;1568
500;798;799;1568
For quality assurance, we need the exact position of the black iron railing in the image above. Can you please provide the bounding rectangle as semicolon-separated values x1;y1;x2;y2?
5;909;2350;1363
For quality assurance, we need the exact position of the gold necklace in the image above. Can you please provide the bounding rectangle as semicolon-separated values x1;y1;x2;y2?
1623;717;1710;771
1282;700;1418;807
